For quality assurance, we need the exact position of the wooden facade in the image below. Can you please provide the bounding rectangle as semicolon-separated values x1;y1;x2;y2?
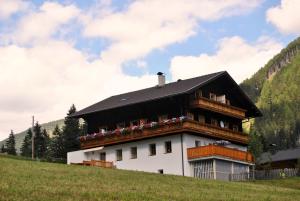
190;97;246;119
187;144;254;163
80;119;249;149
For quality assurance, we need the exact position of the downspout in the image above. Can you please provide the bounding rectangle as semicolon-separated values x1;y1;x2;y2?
181;133;185;176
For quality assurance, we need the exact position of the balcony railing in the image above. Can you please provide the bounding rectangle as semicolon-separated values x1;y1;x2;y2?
187;144;254;163
190;97;246;119
83;160;115;168
80;119;249;149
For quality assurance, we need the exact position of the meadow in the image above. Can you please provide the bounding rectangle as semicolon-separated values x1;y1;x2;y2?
0;154;299;201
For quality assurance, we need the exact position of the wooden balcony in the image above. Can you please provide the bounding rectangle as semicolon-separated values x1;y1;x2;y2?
80;119;249;149
190;97;246;119
82;160;115;168
187;144;254;163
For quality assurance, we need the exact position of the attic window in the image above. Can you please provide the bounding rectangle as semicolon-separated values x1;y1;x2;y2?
120;98;127;101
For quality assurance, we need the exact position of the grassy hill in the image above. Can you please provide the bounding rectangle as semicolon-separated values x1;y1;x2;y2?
0;154;299;201
0;119;64;153
240;37;300;153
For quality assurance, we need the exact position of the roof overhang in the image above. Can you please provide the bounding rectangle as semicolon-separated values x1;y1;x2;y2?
83;146;104;153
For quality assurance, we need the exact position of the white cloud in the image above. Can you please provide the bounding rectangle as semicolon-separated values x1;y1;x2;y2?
170;36;283;83
11;2;80;44
266;0;300;34
0;40;157;140
83;0;262;65
0;0;27;19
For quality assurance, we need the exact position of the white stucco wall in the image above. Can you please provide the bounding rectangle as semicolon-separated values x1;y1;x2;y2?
67;150;86;164
67;133;249;177
69;134;185;175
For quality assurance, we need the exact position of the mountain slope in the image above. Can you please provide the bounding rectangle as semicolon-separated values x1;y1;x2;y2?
0;119;64;153
241;37;300;152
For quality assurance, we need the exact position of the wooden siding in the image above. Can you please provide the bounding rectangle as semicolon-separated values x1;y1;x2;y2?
190;97;246;119
82;160;114;168
80;119;249;149
187;144;254;163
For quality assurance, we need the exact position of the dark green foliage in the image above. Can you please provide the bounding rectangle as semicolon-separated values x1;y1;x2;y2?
0;144;5;153
241;37;300;156
6;130;16;155
248;130;264;159
33;123;49;159
48;125;64;159
62;104;80;158
20;129;32;157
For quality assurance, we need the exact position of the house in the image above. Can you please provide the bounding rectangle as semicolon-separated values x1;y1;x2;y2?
67;71;261;180
257;148;300;169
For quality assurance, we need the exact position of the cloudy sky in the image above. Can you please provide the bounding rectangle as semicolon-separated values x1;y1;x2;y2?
0;0;299;140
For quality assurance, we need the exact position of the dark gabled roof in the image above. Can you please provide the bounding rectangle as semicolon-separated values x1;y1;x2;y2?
72;71;225;117
258;148;300;164
72;71;262;118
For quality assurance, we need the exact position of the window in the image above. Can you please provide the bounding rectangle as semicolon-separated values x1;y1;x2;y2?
198;115;205;124
233;124;239;132
195;89;202;99
117;122;125;128
100;152;106;161
211;118;218;126
116;149;122;161
130;120;139;126
187;112;194;120
165;141;172;153
149;144;156;156
99;127;107;133
195;140;201;147
209;93;217;101
158;115;168;123
216;95;226;104
130;147;137;159
158;169;164;174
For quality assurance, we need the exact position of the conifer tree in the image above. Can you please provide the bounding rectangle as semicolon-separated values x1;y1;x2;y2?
0;144;5;153
33;123;49;158
48;125;64;159
6;130;16;155
62;104;80;158
20;129;32;157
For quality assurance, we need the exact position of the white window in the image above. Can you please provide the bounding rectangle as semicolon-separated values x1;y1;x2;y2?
100;152;106;161
149;144;156;156
116;149;122;161
130;147;137;159
165;141;172;153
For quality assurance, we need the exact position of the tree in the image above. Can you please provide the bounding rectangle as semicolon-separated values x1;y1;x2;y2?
0;144;5;153
6;130;16;155
20;129;32;157
33;123;49;158
62;104;80;158
48;125;64;159
248;130;263;159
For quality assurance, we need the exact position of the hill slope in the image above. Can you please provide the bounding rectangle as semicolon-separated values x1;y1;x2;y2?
0;154;299;201
241;37;300;152
0;119;64;153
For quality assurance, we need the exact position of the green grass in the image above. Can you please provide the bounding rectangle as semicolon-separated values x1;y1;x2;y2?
0;154;299;201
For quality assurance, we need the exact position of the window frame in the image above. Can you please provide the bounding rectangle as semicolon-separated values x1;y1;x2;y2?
149;143;156;156
164;141;172;153
116;149;123;161
130;147;137;159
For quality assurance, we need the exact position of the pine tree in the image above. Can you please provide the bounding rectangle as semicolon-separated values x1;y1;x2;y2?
20;129;32;157
62;104;80;158
6;130;16;155
33;123;49;158
0;144;5;153
48;125;64;159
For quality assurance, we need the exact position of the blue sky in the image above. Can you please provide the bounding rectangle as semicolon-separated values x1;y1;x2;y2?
0;0;299;139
